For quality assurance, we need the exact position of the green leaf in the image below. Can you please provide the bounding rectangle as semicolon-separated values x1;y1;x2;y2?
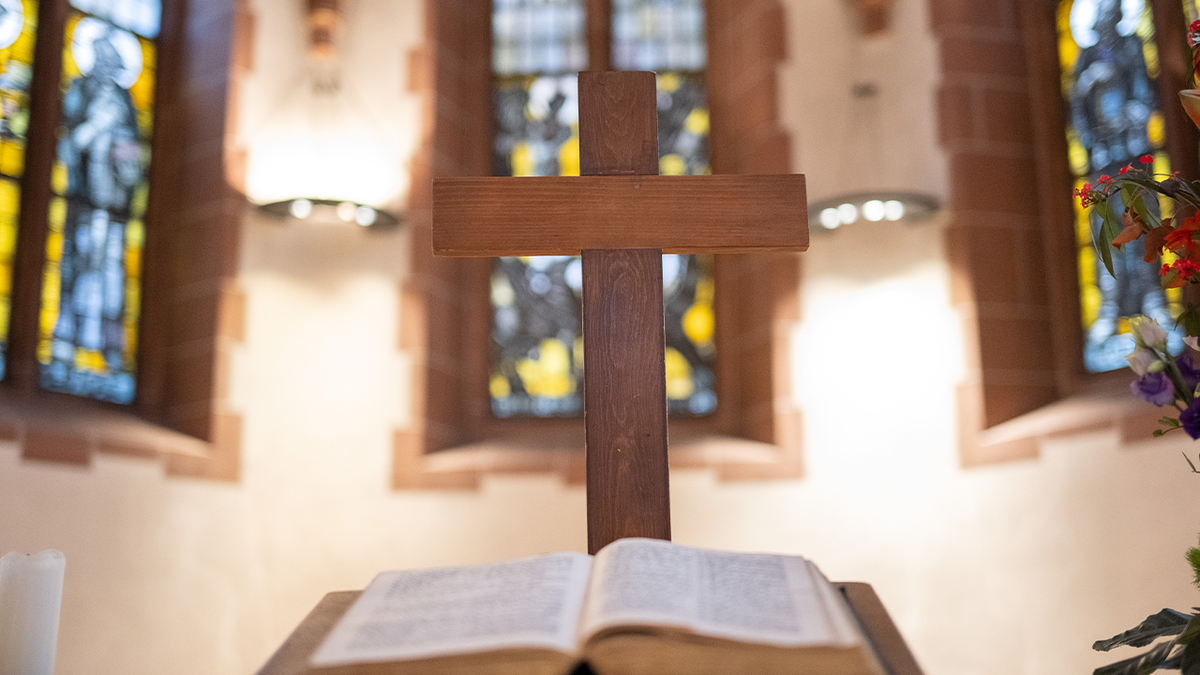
1093;640;1178;675
1095;198;1120;278
1189;544;1200;589
1121;185;1138;211
1179;637;1200;675
1177;305;1200;338
1184;452;1199;472
1123;176;1175;194
1177;613;1200;645
1157;420;1182;437
1132;194;1162;230
1094;609;1194;651
1163;270;1182;291
1180;180;1200;203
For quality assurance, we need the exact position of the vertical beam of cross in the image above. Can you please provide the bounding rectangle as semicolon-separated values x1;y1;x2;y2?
579;71;671;554
432;71;807;554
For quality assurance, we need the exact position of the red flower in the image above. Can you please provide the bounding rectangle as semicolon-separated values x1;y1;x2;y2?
1161;258;1200;288
1140;154;1155;164
1075;182;1093;206
1119;164;1132;174
1191;19;1200;33
1098;174;1113;183
1165;215;1200;253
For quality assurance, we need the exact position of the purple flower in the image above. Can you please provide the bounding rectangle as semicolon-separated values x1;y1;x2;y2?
1182;399;1200;439
1132;371;1176;406
1180;353;1200;392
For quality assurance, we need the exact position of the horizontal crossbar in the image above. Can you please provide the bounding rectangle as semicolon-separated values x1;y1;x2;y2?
432;174;809;257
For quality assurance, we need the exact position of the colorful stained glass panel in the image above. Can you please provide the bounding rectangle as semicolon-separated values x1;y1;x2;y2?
492;0;586;77
612;0;706;71
489;0;716;417
494;75;580;178
38;5;157;403
69;0;159;37
0;0;37;381
1057;0;1183;372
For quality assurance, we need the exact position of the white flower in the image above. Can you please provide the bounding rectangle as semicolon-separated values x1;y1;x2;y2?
1126;347;1159;376
1130;316;1169;349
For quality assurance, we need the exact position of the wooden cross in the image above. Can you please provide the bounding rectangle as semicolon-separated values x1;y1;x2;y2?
433;71;807;554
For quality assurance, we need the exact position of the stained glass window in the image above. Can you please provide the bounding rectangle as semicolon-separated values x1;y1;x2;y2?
1057;0;1184;372
489;0;717;418
611;0;706;71
38;0;159;403
493;0;587;77
0;0;36;381
615;0;714;415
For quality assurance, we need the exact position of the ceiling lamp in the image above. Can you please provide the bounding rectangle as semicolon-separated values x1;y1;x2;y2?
809;192;939;231
246;0;403;229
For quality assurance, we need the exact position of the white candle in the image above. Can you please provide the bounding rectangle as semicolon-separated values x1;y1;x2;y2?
0;550;65;675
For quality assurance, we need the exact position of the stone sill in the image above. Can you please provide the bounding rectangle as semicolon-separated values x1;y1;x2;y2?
977;391;1153;450
419;432;785;486
0;389;211;466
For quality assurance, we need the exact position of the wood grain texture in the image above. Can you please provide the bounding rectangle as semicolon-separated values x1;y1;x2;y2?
584;248;671;554
579;71;670;555
579;71;657;175
431;174;808;256
584;1;611;73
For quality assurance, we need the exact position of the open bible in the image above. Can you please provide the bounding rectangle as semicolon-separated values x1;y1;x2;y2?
306;538;885;675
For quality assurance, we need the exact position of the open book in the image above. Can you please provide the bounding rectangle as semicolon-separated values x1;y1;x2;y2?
307;538;885;675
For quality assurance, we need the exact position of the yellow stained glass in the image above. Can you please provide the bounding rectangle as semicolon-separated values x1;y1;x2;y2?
39;6;157;403
0;0;40;380
0;139;23;176
515;338;575;398
490;1;717;418
1148;110;1165;147
664;347;694;400
1057;0;1184;373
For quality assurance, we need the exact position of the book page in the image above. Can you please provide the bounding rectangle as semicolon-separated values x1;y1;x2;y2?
580;539;858;648
310;552;593;667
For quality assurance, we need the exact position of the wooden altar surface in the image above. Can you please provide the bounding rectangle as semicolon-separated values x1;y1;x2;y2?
254;583;924;675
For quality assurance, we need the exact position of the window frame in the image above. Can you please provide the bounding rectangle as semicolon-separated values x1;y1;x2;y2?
396;0;803;488
0;0;248;478
941;0;1200;464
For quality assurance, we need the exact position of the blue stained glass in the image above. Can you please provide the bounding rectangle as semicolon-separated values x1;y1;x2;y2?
492;0;587;76
489;0;716;418
0;0;37;383
39;6;157;403
1056;0;1183;372
69;0;159;38
612;0;706;71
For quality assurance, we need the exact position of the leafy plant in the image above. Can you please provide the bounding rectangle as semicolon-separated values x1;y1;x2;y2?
1075;18;1200;675
1092;609;1200;674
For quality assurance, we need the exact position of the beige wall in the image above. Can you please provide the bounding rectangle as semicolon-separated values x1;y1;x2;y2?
1;0;1197;673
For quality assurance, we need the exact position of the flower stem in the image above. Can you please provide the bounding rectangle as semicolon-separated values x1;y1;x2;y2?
1163;353;1195;406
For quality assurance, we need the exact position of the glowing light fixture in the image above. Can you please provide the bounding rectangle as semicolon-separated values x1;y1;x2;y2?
808;192;938;232
247;0;403;229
